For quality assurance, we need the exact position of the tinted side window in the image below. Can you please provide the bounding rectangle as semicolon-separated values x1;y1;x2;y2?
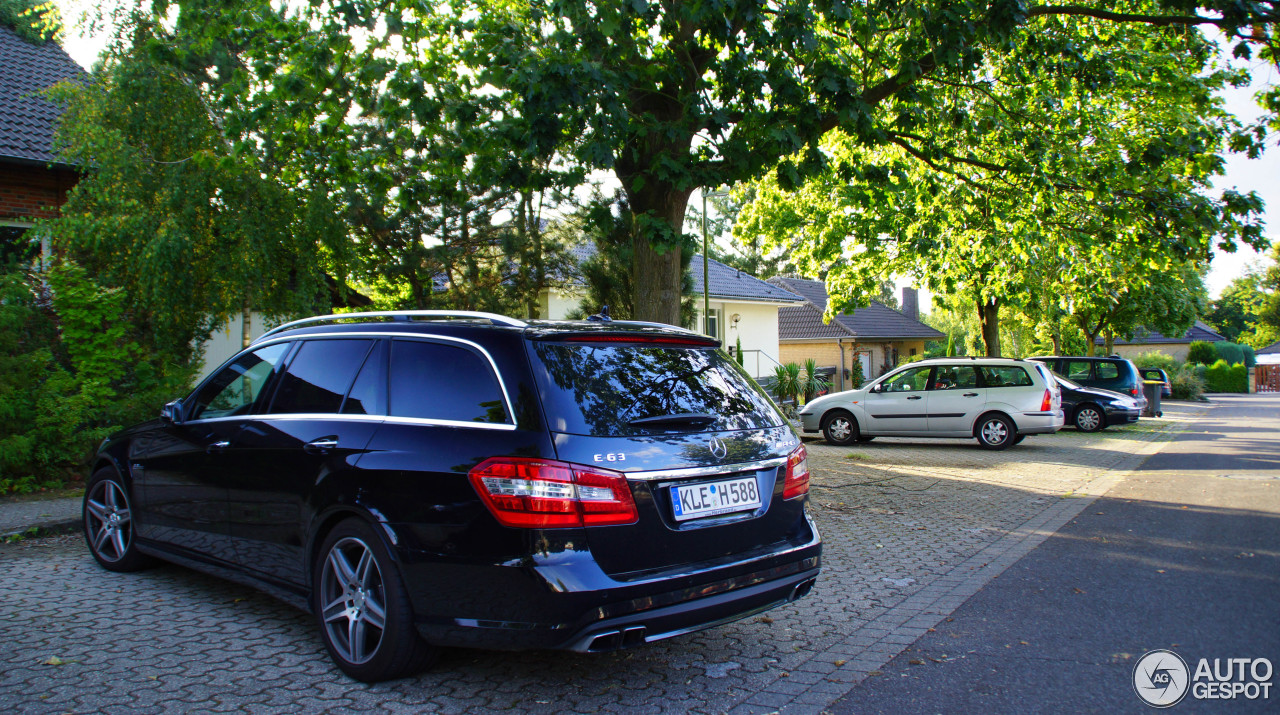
979;366;1034;388
389;340;509;424
343;340;386;416
268;339;373;414
1096;362;1120;380
190;343;289;420
1064;361;1093;381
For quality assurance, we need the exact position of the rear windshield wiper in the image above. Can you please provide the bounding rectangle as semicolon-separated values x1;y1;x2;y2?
627;413;717;428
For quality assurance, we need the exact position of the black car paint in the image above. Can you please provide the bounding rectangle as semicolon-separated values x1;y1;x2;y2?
91;319;821;655
1053;376;1140;429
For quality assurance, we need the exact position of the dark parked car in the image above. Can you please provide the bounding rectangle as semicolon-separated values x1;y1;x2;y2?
1052;374;1141;432
1028;355;1148;412
83;311;821;682
1140;367;1173;398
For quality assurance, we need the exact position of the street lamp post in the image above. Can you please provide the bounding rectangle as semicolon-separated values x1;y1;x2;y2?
701;187;729;337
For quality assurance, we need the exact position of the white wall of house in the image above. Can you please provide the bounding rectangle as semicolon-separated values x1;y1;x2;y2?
696;300;785;379
198;312;269;380
539;288;582;320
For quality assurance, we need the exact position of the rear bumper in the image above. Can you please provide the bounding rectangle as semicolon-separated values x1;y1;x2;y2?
396;518;823;652
1016;410;1065;435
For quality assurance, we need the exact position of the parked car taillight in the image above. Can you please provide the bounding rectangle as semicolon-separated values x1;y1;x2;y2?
1131;387;1140;397
783;445;810;500
1040;388;1053;412
469;457;638;528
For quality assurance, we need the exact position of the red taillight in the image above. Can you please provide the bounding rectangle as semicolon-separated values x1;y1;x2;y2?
1131;387;1140;396
1040;388;1053;412
468;457;638;528
784;445;810;500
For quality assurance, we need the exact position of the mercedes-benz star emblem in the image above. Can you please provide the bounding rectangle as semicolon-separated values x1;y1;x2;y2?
708;437;728;460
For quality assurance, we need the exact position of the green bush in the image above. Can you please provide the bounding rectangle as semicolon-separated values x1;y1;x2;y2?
1243;344;1256;368
1213;341;1245;366
1202;359;1247;393
0;265;196;495
1187;340;1217;365
1132;351;1178;371
1168;364;1205;401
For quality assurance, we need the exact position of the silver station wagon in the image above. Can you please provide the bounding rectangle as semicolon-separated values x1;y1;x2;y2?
797;357;1064;449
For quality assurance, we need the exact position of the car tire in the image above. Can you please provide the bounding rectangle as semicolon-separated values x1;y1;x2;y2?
821;410;858;446
314;518;438;682
1012;434;1026;445
1074;405;1105;433
975;414;1015;450
83;468;154;572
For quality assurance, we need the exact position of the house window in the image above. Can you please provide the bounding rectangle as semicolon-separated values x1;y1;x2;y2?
1;224;35;266
705;309;721;339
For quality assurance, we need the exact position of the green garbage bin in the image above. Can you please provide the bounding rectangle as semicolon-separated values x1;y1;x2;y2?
1142;380;1162;418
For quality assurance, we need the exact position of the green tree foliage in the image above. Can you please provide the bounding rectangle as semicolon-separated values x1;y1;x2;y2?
1187;340;1218;365
0;0;61;43
46;49;343;360
1213;341;1246;365
1070;264;1210;357
1203;359;1248;392
106;0;1280;326
1206;271;1267;342
738;14;1263;356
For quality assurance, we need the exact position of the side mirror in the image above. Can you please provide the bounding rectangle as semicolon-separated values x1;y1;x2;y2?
869;383;882;394
161;399;183;424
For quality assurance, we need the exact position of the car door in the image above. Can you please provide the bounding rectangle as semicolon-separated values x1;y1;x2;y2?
225;338;383;587
138;342;290;562
863;365;933;434
926;364;986;435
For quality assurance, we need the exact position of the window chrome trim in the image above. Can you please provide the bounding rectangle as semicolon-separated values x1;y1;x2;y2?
184;413;518;431
227;331;517;427
625;457;787;482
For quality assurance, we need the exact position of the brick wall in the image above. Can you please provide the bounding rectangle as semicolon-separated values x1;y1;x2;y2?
0;162;77;222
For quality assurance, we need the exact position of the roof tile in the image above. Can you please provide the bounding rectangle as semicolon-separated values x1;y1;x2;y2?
0;27;86;165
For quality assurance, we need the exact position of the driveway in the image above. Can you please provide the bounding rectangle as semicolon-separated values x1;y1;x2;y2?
1;402;1205;713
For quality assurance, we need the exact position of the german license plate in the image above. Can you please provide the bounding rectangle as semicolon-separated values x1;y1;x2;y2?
670;477;761;521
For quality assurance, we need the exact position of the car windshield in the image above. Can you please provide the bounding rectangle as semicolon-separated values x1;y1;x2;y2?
530;341;782;436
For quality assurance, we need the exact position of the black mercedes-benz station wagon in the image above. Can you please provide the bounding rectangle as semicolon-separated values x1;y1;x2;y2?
84;311;822;681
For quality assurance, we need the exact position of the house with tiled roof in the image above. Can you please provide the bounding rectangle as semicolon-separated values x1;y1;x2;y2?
539;246;804;377
0;25;85;262
768;276;944;390
1094;320;1225;362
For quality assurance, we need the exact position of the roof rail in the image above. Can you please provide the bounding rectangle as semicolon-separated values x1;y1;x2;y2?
610;319;699;335
253;310;527;344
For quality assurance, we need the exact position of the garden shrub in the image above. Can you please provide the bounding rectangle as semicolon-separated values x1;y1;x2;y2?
1187;341;1217;365
1243;344;1256;368
1132;351;1178;371
1212;341;1245;366
0;264;196;495
1202;359;1247;393
1169;364;1205;401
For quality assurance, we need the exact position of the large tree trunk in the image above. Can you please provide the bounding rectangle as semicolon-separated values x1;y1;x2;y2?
626;186;693;325
977;296;1000;357
241;303;252;349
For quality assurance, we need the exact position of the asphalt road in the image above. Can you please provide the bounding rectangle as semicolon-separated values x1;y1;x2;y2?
829;393;1280;714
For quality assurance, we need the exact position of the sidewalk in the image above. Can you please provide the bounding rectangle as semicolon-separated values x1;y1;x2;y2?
0;495;82;539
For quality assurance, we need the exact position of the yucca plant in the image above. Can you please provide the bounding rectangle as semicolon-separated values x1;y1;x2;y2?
800;358;829;402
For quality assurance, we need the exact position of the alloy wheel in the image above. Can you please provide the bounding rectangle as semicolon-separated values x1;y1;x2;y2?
85;479;133;563
319;537;389;666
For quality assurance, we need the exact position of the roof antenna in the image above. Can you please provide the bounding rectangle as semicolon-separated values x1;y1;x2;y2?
588;305;612;323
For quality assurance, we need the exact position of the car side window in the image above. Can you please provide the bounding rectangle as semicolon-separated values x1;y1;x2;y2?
189;343;290;420
267;339;374;414
342;340;386;416
979;366;1034;388
389;339;509;424
881;366;932;392
1096;362;1120;380
1065;361;1093;381
930;365;978;390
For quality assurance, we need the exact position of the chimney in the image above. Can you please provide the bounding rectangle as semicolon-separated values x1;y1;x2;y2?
902;287;919;322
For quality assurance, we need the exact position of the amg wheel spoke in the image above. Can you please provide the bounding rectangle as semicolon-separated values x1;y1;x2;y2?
94;526;113;553
111;528;127;557
362;597;386;630
355;549;375;588
349;616;367;662
86;499;108;523
329;549;357;585
114;508;131;526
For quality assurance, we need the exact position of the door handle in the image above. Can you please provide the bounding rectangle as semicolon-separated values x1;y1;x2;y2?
963;392;979;397
207;440;230;453
304;438;339;454
907;395;923;400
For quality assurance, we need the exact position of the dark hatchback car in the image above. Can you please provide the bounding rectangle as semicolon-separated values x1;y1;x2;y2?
84;312;821;682
1052;375;1141;432
1140;367;1173;398
1028;356;1148;412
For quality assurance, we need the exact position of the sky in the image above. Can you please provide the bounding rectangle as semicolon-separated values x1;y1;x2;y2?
51;3;1278;301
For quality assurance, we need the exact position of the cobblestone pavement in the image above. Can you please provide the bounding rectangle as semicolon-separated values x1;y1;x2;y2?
0;404;1205;714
